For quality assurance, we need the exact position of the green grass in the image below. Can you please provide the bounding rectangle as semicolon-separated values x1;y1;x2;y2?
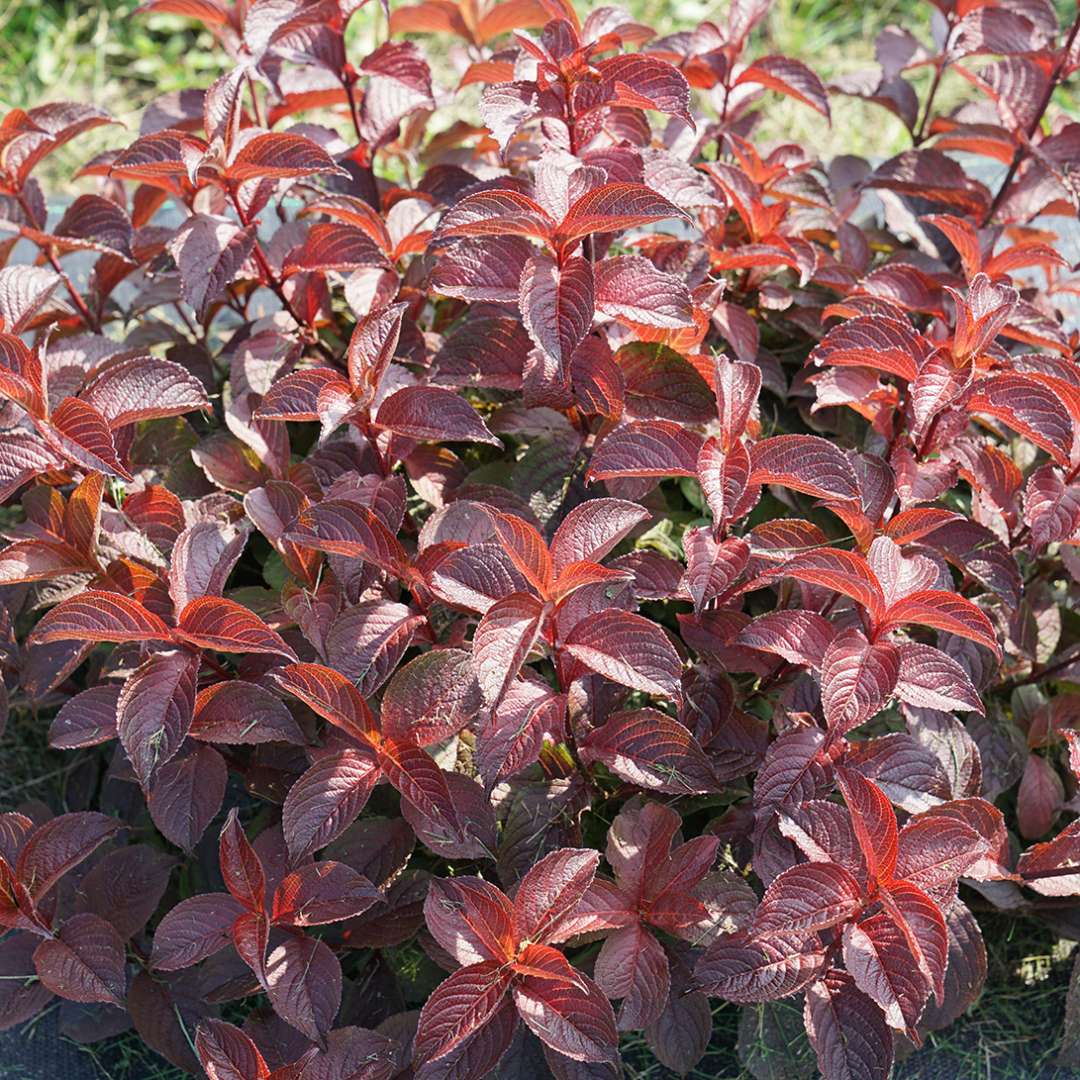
0;0;976;192
894;914;1080;1080
0;694;81;813
66;1031;189;1080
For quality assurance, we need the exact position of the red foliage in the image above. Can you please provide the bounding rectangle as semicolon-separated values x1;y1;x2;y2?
1;0;1080;1077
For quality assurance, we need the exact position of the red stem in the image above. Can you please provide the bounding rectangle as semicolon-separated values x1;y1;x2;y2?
983;10;1080;226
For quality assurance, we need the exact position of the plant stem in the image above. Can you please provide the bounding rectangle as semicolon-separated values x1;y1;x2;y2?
983;10;1080;226
913;57;947;146
227;187;336;361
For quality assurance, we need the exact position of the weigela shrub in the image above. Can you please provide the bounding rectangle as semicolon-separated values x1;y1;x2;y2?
1;0;1080;1076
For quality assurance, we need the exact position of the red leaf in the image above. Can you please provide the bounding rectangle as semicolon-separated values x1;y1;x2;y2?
149;893;245;971
1017;752;1063;839
283;223;389;276
810;314;929;382
256;367;352;423
116;649;198;788
264;932;342;1042
219;809;266;913
593;921;669;1029
749;434;860;502
752;862;863;935
380;649;482;745
588;420;703;480
33;912;126;1006
880;590;1000;657
472;592;546;706
694;930;826;1002
554;183;687;251
486;511;553;594
79;353;210;429
376;385;501;446
519;252;595;384
47;686;119;747
232;912;268;991
551;498;649;575
48;397;134;480
683;530;748;611
593;256;694;329
779;799;867;884
433;188;555;244
774;548;886;621
476;680;562;791
272;662;376;742
736;55;830;117
167;214;257;316
513;847;599;946
804;970;894;1080
867;149;989;216
282;749;380;862
285;500;408;578
563;609;682;698
109;128;208;181
377;737;490;858
820;629;901;735
697;438;758;527
842;913;929;1037
424;876;515;966
271;861;380;927
512;967;618;1063
16;812;122;903
969;373;1074;466
431;234;534;302
881;882;948;1006
580;708;719;794
29;591;171;647
594;53;692;123
195;1020;271;1080
893;642;984;714
0;538;90;584
169;519;249;612
414;961;513;1064
226;131;346;181
147;743;227;852
191;680;307;745
836;768;898;885
736;610;837;668
511;941;581;983
176;596;298;659
893;817;987;893
347;301;408;399
1017;818;1080;895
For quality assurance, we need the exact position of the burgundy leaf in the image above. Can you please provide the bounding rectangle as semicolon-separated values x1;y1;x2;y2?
580;709;718;794
414;961;513;1064
752;862;863;935
33;912;126;1006
694;930;826;1002
264;932;342;1042
820;630;900;735
150;893;245;971
736;55;831;117
563;609;682;698
804;970;894;1080
196;1019;271;1080
749;435;860;502
176;596;298;659
512;968;618;1064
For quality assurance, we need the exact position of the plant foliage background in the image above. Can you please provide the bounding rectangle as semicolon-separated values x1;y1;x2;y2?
2;1;1080;1078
